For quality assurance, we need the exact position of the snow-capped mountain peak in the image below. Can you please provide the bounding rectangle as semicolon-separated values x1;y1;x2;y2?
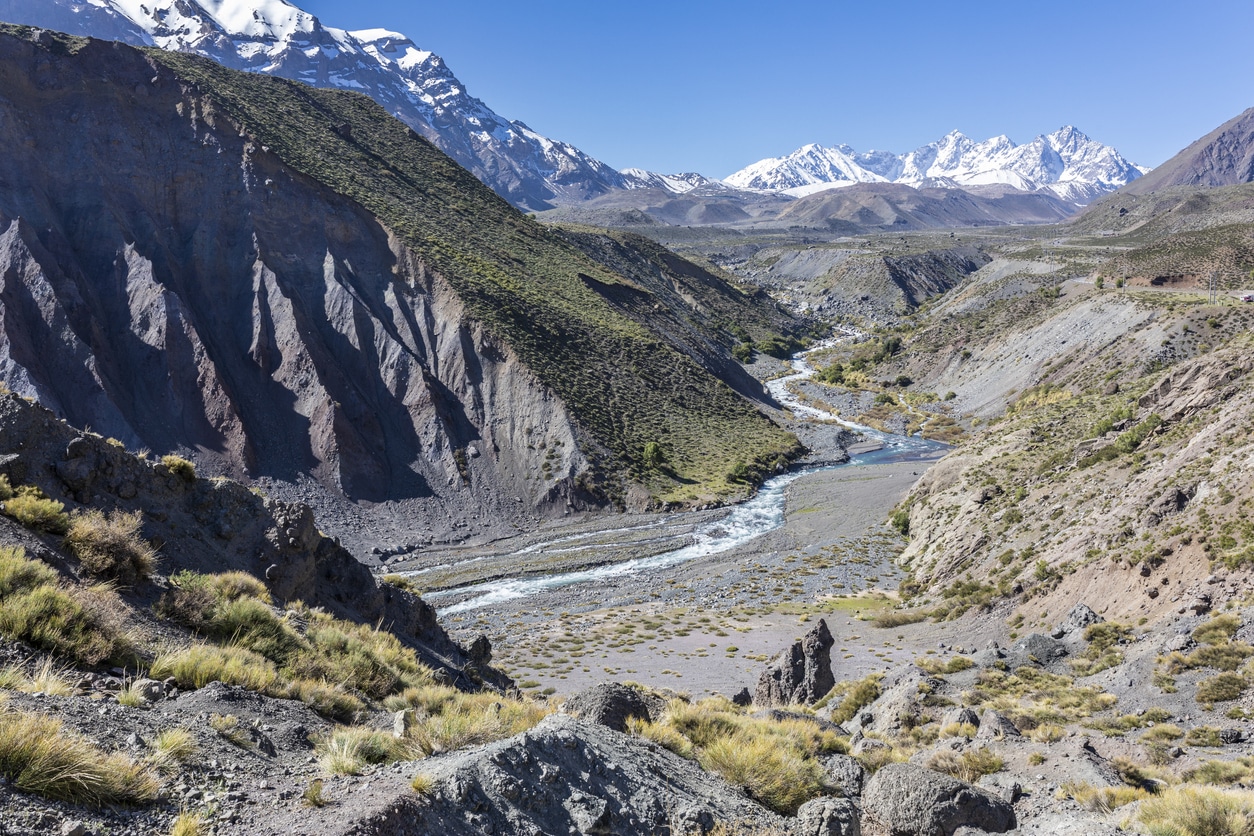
1;0;630;210
728;127;1146;204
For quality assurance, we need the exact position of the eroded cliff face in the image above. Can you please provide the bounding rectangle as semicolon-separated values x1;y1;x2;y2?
0;33;588;518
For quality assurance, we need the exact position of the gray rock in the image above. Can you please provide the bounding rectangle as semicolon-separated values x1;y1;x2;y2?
562;682;665;733
975;710;1020;741
821;753;869;798
1162;633;1193;653
861;763;1015;836
976;774;1022;804
942;708;980;729
1004;633;1068;669
755;618;835;706
731;687;752;707
394;714;787;835
1057;604;1104;637
131;678;166;703
794;796;861;836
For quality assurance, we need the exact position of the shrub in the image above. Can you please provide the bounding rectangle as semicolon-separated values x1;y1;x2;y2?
1138;786;1254;836
699;732;826;815
1028;724;1066;743
406;689;550;754
0;580;135;667
1142;724;1185;743
627;716;694;759
211;597;304;663
0;546;56;597
301;779;327;808
871;610;928;629
65;509;157;586
940;722;977;739
917;656;975;675
1196;673;1246;704
161;455;196;483
1186;726;1225;747
410;773;435;795
0;658;75;696
1184;760;1250;785
1193;615;1241;646
888;509;910;536
0;705;158;806
1060;782;1151;813
3;491;69;535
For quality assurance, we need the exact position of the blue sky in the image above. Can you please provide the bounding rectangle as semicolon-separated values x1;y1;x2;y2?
303;0;1253;177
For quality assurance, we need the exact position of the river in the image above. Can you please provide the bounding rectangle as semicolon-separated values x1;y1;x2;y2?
422;343;948;616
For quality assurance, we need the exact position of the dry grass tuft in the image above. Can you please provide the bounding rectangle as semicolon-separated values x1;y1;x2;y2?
1138;785;1254;836
148;728;197;773
169;812;204;836
0;703;158;806
926;747;1004;783
316;726;418;775
161;454;197;483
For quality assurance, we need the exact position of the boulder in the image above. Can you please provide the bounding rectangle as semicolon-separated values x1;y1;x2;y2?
942;708;980;729
821;753;869;798
130;678;167;704
861;763;1015;836
975;711;1020;741
1054;603;1104;638
793;796;861;836
562;682;665;733
1004;633;1068;669
755;619;835;706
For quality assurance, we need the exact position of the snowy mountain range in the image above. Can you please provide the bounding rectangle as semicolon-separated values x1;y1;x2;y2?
0;0;646;210
726;128;1149;204
2;0;1146;212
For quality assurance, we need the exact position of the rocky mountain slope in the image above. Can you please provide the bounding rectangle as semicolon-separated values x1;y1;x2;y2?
0;0;643;211
1120;106;1254;195
728;127;1147;204
0;26;801;535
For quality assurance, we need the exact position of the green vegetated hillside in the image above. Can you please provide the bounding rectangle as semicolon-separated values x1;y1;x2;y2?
9;27;799;504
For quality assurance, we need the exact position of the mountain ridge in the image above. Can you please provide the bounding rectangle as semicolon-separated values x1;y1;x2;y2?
1119;106;1254;195
0;24;801;527
0;0;632;211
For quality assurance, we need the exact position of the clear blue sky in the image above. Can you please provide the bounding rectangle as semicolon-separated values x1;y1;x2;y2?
302;0;1253;177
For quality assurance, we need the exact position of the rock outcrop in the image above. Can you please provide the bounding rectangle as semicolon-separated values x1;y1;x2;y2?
300;715;788;836
860;763;1015;836
562;682;666;733
755;618;836;706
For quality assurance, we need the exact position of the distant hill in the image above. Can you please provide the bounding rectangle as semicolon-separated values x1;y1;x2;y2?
1120;107;1254;195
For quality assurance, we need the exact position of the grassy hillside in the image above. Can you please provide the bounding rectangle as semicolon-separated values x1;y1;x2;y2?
16;29;801;504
